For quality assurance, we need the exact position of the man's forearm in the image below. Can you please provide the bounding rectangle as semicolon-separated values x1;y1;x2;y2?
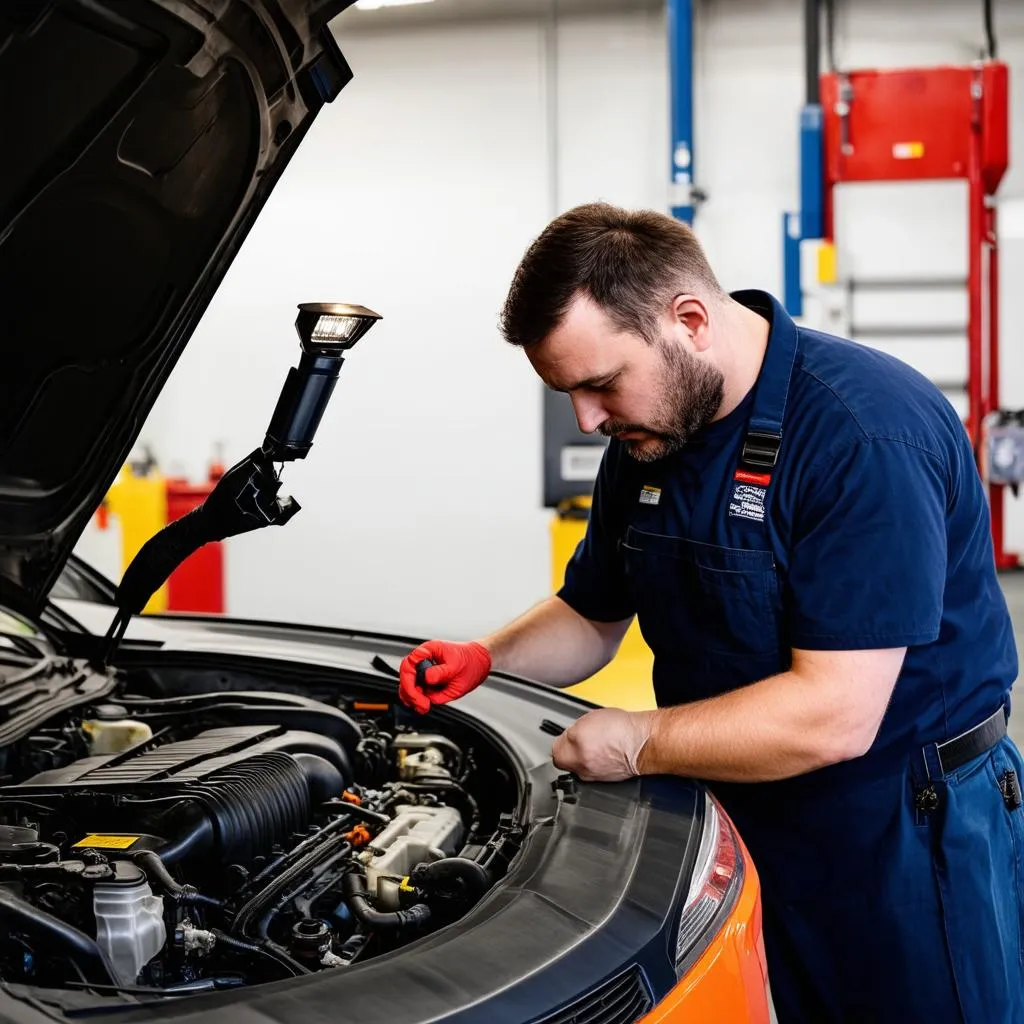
637;665;885;783
479;595;630;687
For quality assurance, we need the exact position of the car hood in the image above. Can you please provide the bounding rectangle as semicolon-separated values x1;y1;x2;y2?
0;0;354;616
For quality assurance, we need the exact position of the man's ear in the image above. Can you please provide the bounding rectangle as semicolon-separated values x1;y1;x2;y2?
670;294;711;351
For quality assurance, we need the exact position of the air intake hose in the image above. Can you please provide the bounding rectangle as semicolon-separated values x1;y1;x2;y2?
158;753;311;864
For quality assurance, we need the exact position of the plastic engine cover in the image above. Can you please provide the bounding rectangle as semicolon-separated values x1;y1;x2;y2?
362;805;463;898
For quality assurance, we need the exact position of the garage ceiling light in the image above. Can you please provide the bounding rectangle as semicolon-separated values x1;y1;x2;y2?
354;0;436;9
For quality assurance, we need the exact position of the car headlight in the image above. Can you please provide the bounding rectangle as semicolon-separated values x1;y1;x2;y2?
674;790;744;976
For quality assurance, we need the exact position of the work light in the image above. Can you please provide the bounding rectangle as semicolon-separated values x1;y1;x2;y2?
97;301;382;668
265;303;382;461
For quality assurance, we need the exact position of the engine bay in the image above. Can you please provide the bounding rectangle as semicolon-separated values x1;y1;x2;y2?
0;657;524;997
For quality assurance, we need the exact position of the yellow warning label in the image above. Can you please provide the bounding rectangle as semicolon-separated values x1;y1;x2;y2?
893;141;925;160
73;835;140;850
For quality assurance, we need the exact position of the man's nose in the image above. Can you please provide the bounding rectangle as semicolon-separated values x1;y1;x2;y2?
570;393;607;435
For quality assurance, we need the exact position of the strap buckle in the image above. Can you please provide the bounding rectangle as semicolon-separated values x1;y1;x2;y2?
741;430;782;471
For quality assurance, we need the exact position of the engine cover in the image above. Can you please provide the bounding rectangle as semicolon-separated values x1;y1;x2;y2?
16;725;337;788
1;726;349;863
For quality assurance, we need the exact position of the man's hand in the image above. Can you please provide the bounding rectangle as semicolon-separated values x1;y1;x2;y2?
398;640;492;715
551;708;657;782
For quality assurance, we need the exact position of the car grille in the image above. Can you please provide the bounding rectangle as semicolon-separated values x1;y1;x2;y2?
535;966;654;1024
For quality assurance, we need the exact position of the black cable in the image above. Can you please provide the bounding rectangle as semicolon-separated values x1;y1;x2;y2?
320;800;391;826
341;872;431;932
209;929;308;977
804;0;821;104
984;0;997;59
824;0;837;72
232;832;356;937
255;845;355;941
235;812;356;904
64;977;245;997
97;610;130;670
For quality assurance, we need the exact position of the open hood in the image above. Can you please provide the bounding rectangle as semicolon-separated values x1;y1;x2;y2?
0;0;355;615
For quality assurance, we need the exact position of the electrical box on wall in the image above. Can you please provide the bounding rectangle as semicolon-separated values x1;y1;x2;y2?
820;63;1009;189
543;390;606;507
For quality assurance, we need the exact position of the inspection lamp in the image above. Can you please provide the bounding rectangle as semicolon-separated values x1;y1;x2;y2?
264;304;381;461
96;302;382;668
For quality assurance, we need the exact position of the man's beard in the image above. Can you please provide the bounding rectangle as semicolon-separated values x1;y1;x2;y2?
599;342;724;463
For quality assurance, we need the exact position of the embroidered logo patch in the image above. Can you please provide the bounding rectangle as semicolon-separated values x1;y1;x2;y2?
639;485;661;506
729;482;767;522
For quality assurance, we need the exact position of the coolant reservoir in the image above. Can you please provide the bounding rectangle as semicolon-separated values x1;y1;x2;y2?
93;862;166;985
82;717;153;755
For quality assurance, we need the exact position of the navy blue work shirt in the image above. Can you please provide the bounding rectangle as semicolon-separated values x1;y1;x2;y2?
558;290;1017;773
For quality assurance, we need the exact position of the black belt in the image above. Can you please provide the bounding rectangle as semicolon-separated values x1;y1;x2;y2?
933;706;1008;776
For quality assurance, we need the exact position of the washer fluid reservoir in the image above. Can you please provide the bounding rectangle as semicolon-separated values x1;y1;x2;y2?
93;862;166;984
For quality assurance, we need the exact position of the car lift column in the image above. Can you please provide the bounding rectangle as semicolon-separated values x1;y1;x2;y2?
817;61;1015;569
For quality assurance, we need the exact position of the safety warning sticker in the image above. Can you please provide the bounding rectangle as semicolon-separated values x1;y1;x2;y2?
73;835;140;850
729;482;766;523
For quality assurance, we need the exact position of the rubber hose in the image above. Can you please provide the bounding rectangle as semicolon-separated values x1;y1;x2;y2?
414;857;490;903
132;850;222;907
292;752;346;804
155;802;216;864
341;872;431;932
0;888;116;986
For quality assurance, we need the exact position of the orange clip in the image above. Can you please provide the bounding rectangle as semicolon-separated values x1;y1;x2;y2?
346;825;373;848
340;791;362;806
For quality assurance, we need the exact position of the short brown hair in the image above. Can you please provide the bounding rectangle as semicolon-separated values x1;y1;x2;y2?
499;202;724;347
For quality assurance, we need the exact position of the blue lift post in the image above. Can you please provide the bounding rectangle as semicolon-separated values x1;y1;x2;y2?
783;105;825;317
667;0;694;225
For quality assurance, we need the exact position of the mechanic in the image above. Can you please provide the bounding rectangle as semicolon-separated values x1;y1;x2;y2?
397;202;1023;1023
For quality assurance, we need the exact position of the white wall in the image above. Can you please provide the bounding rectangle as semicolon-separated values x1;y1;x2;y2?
82;11;671;639
75;0;1024;632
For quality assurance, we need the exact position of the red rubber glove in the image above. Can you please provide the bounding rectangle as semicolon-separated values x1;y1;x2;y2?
398;640;492;715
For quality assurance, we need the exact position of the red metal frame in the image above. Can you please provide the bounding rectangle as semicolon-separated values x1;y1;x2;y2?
820;62;1015;569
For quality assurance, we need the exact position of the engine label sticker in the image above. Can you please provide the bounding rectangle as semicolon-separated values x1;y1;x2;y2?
73;834;140;850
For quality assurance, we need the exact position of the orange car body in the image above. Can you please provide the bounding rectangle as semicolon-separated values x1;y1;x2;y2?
640;829;771;1023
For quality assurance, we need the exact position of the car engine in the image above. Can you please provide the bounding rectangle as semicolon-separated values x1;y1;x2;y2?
0;683;521;995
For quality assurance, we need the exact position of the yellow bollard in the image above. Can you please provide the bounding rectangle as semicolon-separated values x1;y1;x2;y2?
102;465;168;614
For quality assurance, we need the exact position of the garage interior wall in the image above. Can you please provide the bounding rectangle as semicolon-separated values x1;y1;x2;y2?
75;0;1024;638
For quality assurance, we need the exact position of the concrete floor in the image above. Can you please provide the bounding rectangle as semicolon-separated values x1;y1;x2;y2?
1003;572;1024;749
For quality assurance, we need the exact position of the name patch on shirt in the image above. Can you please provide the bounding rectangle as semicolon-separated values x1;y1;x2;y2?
639;485;661;506
729;481;767;522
